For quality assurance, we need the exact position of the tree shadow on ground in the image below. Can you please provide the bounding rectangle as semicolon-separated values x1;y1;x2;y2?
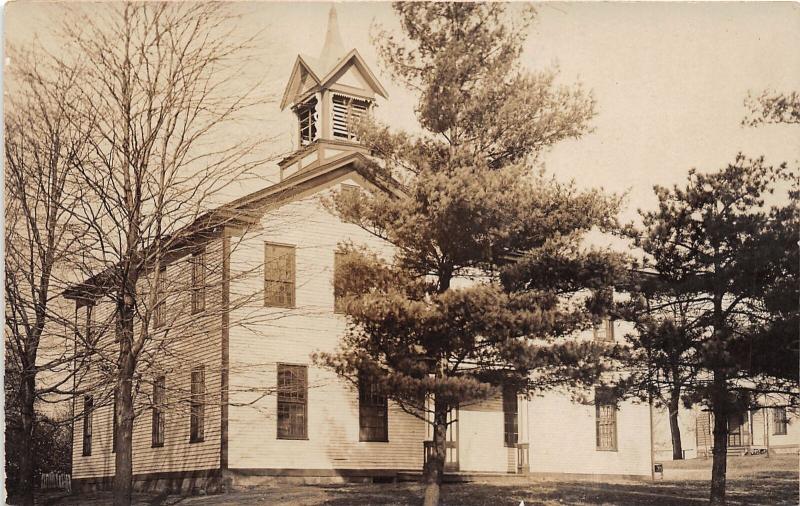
317;471;799;506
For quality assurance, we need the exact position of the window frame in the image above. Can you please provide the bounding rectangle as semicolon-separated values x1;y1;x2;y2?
277;364;308;440
153;266;167;328
191;248;206;314
82;395;93;457
84;304;93;345
595;388;618;451
593;317;614;342
151;376;166;448
112;391;117;453
190;366;206;443
297;98;318;145
502;385;519;447
264;242;296;308
358;374;389;442
333;251;346;314
773;407;788;436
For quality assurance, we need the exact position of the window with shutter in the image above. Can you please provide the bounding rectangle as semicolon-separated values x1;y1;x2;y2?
595;388;617;451
264;243;296;308
191;249;206;314
332;94;370;140
190;367;206;443
359;374;388;442
82;395;93;456
152;376;166;447
502;385;518;447
277;364;307;439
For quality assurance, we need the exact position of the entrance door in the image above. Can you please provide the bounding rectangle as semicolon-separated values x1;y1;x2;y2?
445;406;459;471
727;413;749;447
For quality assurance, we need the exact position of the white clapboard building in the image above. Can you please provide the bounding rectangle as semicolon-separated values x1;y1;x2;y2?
68;8;655;492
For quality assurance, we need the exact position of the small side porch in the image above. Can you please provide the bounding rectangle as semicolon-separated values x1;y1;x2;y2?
696;410;770;457
423;441;531;475
420;394;531;476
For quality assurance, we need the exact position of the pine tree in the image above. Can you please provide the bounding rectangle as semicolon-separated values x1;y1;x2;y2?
316;5;627;505
619;279;703;461
636;155;798;505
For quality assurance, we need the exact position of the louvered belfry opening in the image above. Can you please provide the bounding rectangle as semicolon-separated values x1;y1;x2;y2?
332;93;370;140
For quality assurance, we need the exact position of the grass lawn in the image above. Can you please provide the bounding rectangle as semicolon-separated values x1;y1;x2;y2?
41;455;798;506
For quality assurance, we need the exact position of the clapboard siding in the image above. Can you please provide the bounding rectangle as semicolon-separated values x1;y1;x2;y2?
227;174;425;471
72;166;657;480
71;236;225;479
458;397;509;473
528;390;652;476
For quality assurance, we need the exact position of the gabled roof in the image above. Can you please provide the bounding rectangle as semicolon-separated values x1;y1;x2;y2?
280;50;389;110
63;154;403;300
279;6;388;110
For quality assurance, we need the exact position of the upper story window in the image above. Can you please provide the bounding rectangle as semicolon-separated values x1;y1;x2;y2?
191;249;206;314
332;94;369;140
333;251;346;314
154;266;167;328
593;317;614;342
264;243;296;308
296;98;318;145
84;304;93;344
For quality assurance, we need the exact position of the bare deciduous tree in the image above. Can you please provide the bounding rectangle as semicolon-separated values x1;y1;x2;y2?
4;49;92;505
48;4;272;504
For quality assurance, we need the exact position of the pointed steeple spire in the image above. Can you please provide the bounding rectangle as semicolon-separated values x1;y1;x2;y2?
318;5;346;72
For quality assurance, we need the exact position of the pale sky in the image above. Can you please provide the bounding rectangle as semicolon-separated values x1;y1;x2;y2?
6;1;800;222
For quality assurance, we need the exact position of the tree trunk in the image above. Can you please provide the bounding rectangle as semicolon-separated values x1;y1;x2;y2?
17;374;37;506
113;297;136;506
709;372;729;506
423;398;447;506
668;390;683;460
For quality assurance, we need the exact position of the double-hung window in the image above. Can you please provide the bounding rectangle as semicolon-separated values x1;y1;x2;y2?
359;374;388;442
191;249;206;314
503;385;518;447
152;376;166;447
333;252;346;314
277;364;307;439
773;407;788;435
82;395;93;456
595;388;617;451
190;367;206;443
154;266;167;328
593;317;614;342
264;243;295;308
112;391;118;453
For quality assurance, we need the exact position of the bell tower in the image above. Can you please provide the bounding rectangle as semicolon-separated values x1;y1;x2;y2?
278;6;388;180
